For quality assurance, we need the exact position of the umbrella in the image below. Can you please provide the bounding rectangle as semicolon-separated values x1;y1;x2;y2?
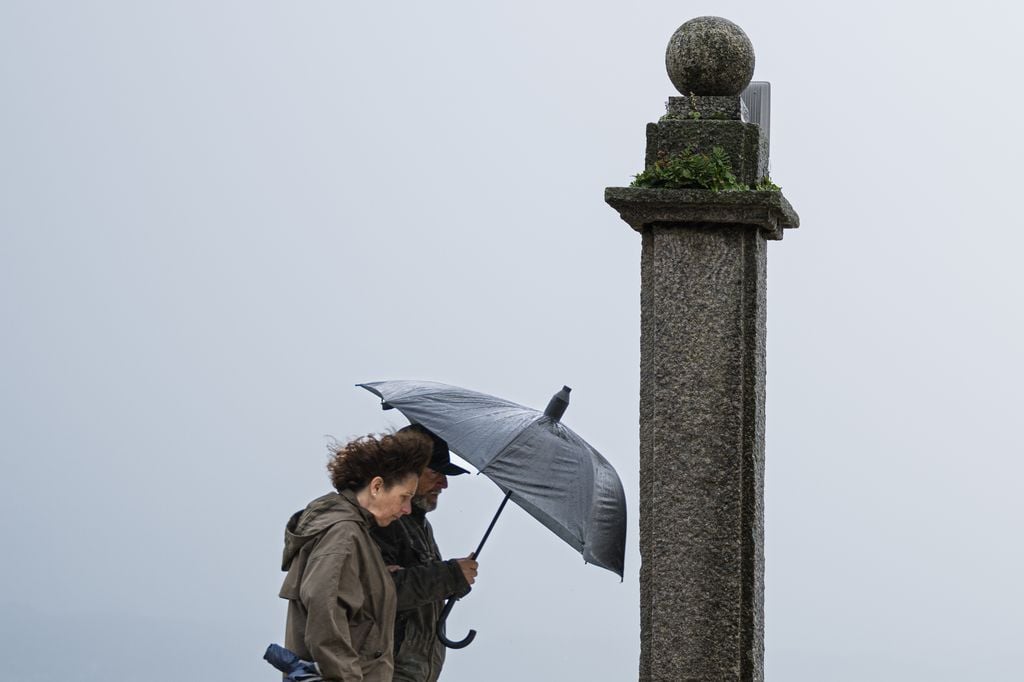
263;644;321;681
357;379;627;647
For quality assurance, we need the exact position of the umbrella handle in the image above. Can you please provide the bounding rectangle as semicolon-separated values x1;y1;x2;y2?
436;598;476;649
435;492;512;649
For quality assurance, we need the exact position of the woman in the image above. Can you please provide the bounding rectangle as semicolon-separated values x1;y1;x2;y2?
279;430;431;681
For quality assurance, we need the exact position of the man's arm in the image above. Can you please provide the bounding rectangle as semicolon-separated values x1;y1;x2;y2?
390;557;474;611
373;516;477;611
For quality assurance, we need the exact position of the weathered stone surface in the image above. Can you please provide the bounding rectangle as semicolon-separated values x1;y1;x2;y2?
604;187;799;240
636;221;767;682
606;16;797;682
645;119;766;187
664;95;743;122
666;17;755;96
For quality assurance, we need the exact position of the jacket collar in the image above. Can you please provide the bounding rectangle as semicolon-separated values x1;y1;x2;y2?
339;487;378;527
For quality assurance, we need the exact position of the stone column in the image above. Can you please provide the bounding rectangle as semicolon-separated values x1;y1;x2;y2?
605;17;799;682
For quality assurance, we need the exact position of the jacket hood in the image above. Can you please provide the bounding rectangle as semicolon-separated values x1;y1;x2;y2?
281;490;372;570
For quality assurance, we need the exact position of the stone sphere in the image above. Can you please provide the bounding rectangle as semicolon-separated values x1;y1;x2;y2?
665;16;755;96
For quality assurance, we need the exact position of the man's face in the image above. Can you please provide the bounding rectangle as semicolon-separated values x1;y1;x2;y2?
414;467;448;512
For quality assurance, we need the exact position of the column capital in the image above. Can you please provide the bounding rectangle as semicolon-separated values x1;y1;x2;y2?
604;187;799;240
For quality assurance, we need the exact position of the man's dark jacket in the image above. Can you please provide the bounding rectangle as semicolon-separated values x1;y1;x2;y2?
371;507;471;682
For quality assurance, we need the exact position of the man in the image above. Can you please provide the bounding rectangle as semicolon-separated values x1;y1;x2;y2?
371;424;480;682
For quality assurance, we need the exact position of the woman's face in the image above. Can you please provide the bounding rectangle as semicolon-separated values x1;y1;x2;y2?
365;473;418;527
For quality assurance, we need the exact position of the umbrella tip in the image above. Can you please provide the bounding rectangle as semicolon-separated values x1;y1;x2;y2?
544;386;572;421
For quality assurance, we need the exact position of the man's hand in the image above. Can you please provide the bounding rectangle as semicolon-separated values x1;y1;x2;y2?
455;555;479;585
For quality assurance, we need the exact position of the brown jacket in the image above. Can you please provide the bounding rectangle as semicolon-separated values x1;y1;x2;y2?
279;490;397;682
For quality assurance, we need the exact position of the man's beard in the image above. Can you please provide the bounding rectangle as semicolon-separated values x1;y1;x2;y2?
413;494;438;513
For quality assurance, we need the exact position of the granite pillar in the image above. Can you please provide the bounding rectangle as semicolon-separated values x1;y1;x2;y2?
604;16;799;682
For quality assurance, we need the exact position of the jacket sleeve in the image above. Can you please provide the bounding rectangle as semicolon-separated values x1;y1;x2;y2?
299;524;366;682
392;559;471;611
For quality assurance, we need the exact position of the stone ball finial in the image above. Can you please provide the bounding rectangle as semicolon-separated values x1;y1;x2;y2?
665;16;755;96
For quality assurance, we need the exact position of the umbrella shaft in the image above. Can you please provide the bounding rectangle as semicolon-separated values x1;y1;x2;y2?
473;491;512;559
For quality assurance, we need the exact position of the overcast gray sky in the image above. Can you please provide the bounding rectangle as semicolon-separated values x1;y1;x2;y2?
2;2;1022;681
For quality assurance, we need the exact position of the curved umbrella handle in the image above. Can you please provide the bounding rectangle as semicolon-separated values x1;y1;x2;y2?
435;492;513;650
436;598;476;649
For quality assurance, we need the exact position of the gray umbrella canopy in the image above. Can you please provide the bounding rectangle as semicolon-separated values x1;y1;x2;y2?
358;380;627;578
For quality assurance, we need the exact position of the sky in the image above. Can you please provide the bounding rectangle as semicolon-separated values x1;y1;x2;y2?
2;1;1023;681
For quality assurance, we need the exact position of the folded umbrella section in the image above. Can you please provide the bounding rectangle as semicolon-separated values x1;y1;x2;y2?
264;644;321;681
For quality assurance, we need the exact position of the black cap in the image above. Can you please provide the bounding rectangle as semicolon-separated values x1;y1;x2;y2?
398;423;469;476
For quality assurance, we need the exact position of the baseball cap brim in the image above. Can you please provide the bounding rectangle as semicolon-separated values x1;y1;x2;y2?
432;460;469;476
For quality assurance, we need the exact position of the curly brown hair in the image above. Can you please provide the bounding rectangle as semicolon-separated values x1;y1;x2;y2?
327;430;432;492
